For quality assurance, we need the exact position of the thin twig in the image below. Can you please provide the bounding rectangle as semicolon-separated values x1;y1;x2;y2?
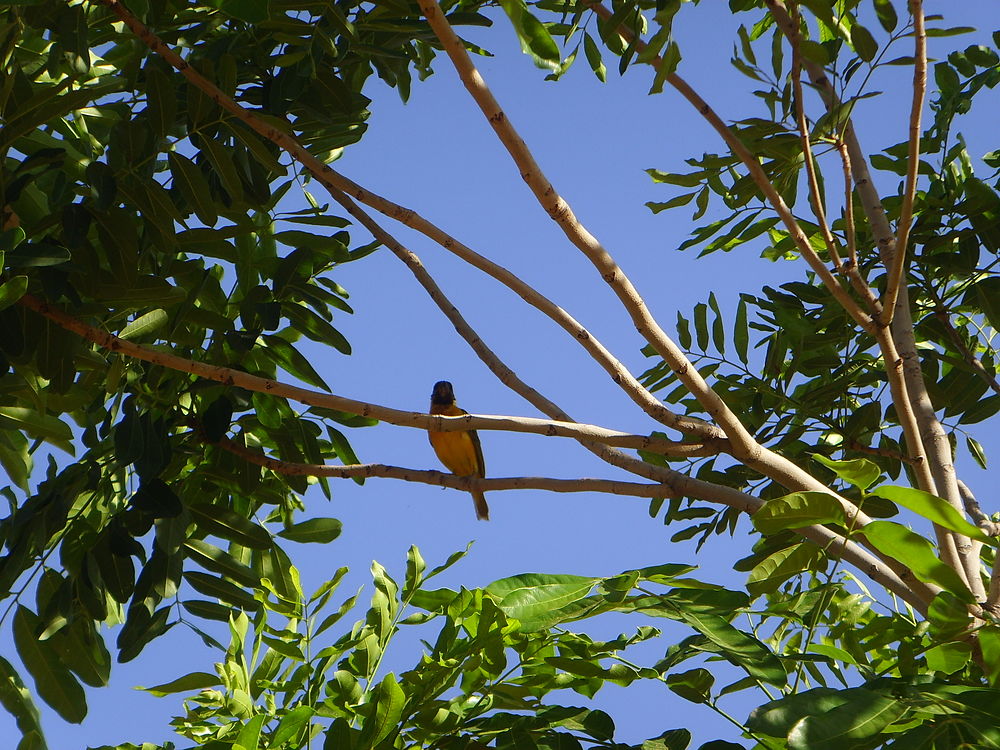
790;7;843;269
882;0;927;324
415;0;770;457
220;437;680;497
835;142;882;314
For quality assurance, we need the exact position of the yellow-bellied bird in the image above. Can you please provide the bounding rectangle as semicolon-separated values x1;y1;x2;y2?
428;381;489;520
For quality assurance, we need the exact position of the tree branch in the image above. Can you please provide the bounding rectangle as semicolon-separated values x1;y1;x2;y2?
217;437;932;613
14;293;700;456
93;0;933;614
764;0;979;596
312;171;721;440
416;0;769;458
882;0;927;324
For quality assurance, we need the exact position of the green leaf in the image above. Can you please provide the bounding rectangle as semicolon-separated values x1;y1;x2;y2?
184;539;262;590
752;492;846;535
262;333;331;390
666;668;714;703
747;544;823;596
980;627;1000;686
278;518;343;544
498;0;561;71
0;655;45;744
641;729;692;750
272;706;315;747
487;574;598;631
188;503;273;550
787;689;905;749
583;33;607;83
118;309;168;341
138;671;221;696
924;641;972;674
0;407;74;454
650;42;681;95
734;297;749;364
849;24;878;62
694;302;709;351
0;275;28;311
169;152;217;227
234;714;267;750
860;521;973;600
967;435;988;469
812;455;881;489
14;607;86;723
870;485;993;544
358;673;405;747
873;0;898;32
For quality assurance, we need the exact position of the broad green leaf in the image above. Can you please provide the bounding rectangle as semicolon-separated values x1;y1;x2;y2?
967;435;988;469
812;455;881;489
234;714;267;750
278;518;343;544
138;671;221;696
748;687;848;736
184;540;262;589
188;503;273;550
118;309;168;341
849;24;878;61
404;545;426;599
666;668;714;703
184;572;260;611
486;574;598;631
924;642;972;674
980;627;1000;686
641;729;692;750
262;333;331;390
860;521;973;600
752;492;846;534
787;689;905;749
674;609;785;685
583;32;607;82
168;152;217;226
14;607;86;724
498;0;561;71
358;673;405;747
0;407;74;454
747;544;823;596
870;485;993;544
271;706;315;747
873;0;898;32
0;275;28;311
0;655;45;744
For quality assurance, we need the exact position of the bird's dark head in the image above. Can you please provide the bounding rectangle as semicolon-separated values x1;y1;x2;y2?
431;381;455;405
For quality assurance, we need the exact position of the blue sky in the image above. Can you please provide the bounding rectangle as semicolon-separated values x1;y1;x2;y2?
2;2;998;747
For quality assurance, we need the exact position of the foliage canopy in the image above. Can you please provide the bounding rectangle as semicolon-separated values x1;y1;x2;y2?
1;0;1000;748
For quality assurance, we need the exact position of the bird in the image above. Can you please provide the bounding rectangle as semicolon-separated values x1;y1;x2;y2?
427;381;489;520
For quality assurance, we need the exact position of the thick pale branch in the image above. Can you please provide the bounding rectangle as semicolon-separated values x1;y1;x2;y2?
417;0;891;538
882;0;927;323
764;0;979;594
317;171;722;441
416;0;763;457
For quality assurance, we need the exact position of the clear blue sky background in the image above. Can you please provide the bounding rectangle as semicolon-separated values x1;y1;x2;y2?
2;2;998;748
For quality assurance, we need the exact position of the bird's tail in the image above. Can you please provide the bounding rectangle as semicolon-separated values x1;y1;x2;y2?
472;492;490;521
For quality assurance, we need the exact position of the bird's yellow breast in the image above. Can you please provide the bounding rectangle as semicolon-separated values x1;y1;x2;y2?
429;430;482;477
